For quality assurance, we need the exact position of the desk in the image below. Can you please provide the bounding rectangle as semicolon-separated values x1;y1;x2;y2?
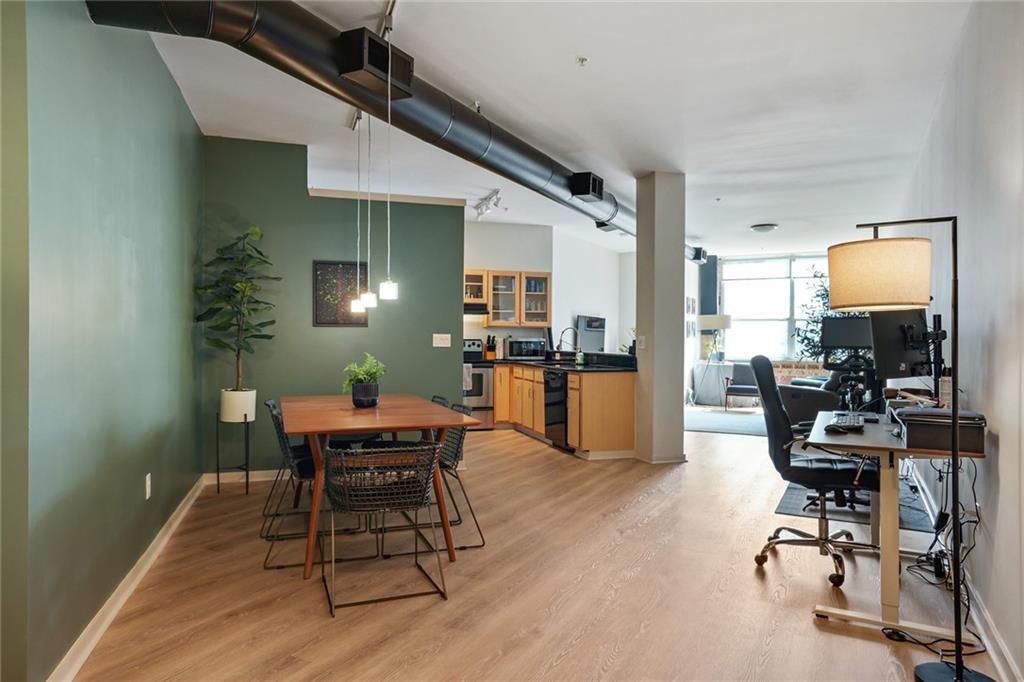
806;411;984;643
281;394;480;579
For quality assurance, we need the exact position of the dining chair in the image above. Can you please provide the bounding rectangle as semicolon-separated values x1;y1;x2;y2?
365;403;485;552
320;442;447;614
262;400;367;570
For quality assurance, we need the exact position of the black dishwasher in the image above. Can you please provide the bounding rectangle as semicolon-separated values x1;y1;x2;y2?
544;370;570;450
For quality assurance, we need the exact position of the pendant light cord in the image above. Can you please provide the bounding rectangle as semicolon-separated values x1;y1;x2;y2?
355;114;361;295
386;36;392;280
366;115;372;284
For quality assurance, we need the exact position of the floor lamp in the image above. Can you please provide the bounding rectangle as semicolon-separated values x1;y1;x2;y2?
827;217;991;682
690;314;731;405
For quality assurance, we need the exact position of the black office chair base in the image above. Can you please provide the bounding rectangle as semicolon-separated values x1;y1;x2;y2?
914;662;994;682
755;492;878;587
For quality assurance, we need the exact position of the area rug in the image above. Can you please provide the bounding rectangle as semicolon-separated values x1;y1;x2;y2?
774;480;932;533
684;407;767;437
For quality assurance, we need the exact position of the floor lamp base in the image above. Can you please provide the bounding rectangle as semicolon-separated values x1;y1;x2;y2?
914;662;994;682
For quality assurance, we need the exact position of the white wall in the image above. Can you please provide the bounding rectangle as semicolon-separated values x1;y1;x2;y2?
901;4;1024;676
619;252;636;349
463;222;552;343
552;228;621;352
463;222;625;351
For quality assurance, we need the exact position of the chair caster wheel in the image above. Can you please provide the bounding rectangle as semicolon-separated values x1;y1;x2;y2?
754;554;767;566
828;573;845;587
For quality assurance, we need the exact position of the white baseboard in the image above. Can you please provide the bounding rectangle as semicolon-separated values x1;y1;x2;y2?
47;475;206;681
47;468;279;681
201;469;280;485
911;463;1021;681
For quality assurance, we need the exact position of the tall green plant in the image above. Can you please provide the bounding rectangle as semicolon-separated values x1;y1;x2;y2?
792;269;865;361
195;226;280;391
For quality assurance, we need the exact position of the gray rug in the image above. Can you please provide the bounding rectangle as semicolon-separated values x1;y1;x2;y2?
685;408;767;437
774;480;932;533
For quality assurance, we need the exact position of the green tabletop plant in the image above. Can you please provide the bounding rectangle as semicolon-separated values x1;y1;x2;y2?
343;353;387;408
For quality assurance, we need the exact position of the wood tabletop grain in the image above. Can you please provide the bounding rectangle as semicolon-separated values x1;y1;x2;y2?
280;393;481;436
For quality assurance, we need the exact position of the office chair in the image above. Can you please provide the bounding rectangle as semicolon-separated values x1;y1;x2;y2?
750;355;879;587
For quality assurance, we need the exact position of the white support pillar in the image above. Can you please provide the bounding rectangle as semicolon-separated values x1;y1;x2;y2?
634;171;686;463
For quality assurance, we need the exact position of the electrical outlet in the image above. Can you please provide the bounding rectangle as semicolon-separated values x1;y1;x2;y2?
432;333;451;348
637;335;646;350
145;473;152;500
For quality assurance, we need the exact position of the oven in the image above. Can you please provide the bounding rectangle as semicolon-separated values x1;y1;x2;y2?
463;339;494;429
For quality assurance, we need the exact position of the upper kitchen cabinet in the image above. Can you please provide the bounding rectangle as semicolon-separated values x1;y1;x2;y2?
463;269;488;305
487;271;520;326
519;272;551;327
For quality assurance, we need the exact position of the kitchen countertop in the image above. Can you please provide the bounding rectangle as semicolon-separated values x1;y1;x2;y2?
492;359;637;373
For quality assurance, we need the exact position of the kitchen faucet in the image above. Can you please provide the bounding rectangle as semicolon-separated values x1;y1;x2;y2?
557;326;579;352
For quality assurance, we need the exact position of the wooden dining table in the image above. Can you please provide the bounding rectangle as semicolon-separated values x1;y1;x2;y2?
281;393;481;579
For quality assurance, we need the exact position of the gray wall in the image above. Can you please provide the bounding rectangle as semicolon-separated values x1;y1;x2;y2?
201;137;465;471
901;3;1024;676
18;2;203;678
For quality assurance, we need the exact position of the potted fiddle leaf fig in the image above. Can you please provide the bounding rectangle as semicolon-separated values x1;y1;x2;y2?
343;353;387;408
195;226;280;423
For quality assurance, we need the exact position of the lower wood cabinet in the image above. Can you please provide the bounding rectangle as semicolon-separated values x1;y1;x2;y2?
496;364;633;453
494;365;511;422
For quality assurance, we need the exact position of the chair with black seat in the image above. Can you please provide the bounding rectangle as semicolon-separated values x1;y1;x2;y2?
750;355;879;587
724;362;760;410
262;400;366;570
364;403;485;552
320;442;447;613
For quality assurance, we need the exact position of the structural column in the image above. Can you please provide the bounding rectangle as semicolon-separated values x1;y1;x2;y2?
634;171;686;463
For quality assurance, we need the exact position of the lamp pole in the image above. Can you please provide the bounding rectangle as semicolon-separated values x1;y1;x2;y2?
855;217;986;682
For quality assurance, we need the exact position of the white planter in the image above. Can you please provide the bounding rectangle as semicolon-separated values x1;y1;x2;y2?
220;388;257;423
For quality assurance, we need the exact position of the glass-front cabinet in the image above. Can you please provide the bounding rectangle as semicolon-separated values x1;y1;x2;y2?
519;272;551;327
464;269;488;305
487;271;520;326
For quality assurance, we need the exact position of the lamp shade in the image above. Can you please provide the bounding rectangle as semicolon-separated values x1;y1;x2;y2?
827;237;932;312
698;314;732;331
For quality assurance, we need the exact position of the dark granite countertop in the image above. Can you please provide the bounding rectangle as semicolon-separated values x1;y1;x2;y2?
492;359;637;373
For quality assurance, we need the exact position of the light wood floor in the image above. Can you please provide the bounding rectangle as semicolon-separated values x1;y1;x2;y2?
77;430;996;681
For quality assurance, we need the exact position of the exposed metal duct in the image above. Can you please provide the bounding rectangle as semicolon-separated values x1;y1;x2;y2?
85;0;637;235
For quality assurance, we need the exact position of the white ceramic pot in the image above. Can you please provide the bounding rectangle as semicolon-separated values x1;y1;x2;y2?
220;388;257;423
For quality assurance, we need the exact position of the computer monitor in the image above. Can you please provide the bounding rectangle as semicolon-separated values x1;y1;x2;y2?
820;316;873;349
869;309;931;379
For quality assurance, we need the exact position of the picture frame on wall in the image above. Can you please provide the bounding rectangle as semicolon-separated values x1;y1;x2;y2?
312;260;368;327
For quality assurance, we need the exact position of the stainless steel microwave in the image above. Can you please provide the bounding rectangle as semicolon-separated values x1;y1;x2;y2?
505;338;546;359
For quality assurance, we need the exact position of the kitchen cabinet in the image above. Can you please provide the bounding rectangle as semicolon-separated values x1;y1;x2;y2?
566;372;635;453
519;272;551;327
464;269;488;305
494;365;511;422
531;371;545;435
487;271;520;327
510;366;524;423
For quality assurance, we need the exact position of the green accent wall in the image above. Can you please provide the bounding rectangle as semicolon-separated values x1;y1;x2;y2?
2;3;31;679
22;2;202;679
201;137;464;471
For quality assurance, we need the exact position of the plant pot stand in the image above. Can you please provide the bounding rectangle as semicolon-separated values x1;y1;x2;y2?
216;411;254;494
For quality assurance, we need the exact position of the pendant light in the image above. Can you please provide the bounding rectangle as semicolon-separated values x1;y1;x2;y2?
360;113;378;309
378;36;399;301
350;113;366;314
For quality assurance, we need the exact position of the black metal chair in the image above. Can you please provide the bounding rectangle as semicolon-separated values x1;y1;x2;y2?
724;362;760;410
320;442;447;614
365;403;485;552
262;400;366;570
750;355;879;587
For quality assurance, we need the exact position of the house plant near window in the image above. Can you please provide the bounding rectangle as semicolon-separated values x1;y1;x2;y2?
195;226;280;422
343;353;387;408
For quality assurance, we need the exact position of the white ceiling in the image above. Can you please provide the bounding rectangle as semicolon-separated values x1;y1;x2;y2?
152;1;970;256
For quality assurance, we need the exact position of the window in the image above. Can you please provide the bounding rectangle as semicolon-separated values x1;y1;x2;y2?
720;255;827;361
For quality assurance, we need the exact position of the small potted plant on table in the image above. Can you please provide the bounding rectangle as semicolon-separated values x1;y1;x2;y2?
343;353;387;408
